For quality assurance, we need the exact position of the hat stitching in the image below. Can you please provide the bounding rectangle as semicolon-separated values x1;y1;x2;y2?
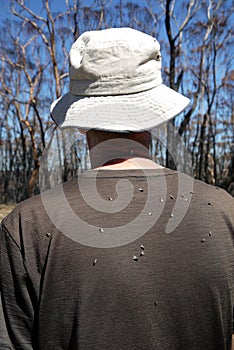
51;28;190;131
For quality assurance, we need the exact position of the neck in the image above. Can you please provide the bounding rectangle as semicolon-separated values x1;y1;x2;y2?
92;157;164;170
89;146;151;169
86;130;163;170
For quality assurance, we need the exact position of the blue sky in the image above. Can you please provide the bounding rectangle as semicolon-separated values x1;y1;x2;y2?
1;0;233;99
0;0;233;172
0;0;141;18
1;0;233;20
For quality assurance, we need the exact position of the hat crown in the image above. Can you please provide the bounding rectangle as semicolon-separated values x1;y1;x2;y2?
69;28;162;96
51;27;190;132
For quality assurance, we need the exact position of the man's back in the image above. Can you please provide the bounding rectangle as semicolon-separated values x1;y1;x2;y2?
1;168;233;349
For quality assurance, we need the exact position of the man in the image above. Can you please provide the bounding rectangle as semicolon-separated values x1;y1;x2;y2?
0;28;233;349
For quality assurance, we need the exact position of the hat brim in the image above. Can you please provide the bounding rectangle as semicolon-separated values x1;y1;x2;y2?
50;84;190;132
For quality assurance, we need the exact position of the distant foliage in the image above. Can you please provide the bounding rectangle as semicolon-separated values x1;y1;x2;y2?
0;0;233;202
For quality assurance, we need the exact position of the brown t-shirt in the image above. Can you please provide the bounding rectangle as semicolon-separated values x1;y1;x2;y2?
0;169;233;349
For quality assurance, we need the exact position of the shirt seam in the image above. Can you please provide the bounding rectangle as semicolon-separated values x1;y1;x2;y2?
0;222;21;252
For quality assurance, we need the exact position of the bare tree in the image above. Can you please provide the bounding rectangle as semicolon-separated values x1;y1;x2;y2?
0;0;233;203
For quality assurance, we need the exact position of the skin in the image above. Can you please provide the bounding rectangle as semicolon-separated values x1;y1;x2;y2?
85;129;164;170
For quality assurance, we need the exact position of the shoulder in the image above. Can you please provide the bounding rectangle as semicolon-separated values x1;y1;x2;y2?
173;170;234;206
188;178;234;231
1;193;46;247
193;178;234;209
1;179;79;245
166;171;234;229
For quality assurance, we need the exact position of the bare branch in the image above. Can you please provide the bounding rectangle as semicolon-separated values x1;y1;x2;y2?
13;0;47;23
60;73;69;80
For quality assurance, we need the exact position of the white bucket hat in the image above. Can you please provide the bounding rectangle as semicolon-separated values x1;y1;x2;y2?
51;27;190;132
